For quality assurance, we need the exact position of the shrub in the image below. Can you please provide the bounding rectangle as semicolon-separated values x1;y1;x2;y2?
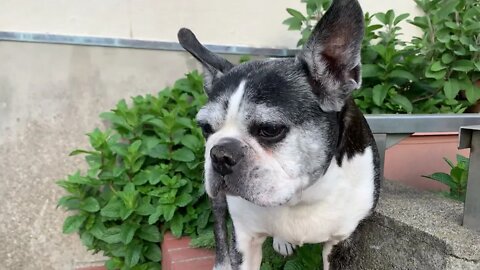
411;0;480;112
283;0;480;114
57;71;212;269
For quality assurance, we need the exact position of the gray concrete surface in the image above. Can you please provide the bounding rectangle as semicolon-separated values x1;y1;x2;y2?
351;181;480;269
0;41;214;270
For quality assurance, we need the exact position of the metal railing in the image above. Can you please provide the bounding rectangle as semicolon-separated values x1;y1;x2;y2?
365;114;480;231
0;31;298;57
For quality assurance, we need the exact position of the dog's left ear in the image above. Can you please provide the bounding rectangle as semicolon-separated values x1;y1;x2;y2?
298;0;364;112
178;28;234;95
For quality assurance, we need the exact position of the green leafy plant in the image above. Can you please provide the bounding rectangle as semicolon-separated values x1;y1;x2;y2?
283;0;480;114
282;0;332;47
355;10;420;113
411;0;480;110
57;71;212;269
423;154;469;202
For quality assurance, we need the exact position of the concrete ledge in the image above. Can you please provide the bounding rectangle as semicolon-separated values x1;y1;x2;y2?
351;181;480;269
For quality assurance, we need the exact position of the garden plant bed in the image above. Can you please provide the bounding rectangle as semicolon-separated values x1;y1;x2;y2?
75;232;214;270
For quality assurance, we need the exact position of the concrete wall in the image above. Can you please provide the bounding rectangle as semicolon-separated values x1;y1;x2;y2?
0;0;423;47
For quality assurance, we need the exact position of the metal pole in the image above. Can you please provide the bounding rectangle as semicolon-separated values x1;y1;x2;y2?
463;130;480;231
373;133;387;181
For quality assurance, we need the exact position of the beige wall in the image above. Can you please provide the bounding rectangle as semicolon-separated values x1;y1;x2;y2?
0;0;422;48
0;41;222;269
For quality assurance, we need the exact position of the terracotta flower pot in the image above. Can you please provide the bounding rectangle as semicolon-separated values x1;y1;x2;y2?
384;133;470;191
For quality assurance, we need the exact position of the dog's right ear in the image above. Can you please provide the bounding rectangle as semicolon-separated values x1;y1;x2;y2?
178;28;234;95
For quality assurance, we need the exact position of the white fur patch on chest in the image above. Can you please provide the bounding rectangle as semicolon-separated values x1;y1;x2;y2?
227;147;375;245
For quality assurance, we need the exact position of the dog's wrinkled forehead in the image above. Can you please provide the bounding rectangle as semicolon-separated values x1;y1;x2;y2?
197;59;320;127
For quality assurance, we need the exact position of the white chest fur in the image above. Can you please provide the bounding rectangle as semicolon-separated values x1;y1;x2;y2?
227;147;375;245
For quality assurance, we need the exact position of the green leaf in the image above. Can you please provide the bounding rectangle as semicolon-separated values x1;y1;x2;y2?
148;206;163;225
135;197;156;216
286;8;306;21
137;225;162;242
101;198;123;218
128;140;142;154
80;197;100;212
284;260;305;270
63;215;87;234
88;128;106;149
361;64;382;78
441;53;455;64
148;167;165;185
283;17;302;30
388;69;417;81
105;258;123;270
375;12;387;24
430;61;446;72
80;231;94;248
391;94;413;113
162;204;176;222
119;183;138;210
125;242;142;267
102;227;123;244
110;143;128;157
147;144;169;159
100;112;132;131
57;195;80;210
465;82;480;104
423;172;454;186
144;243;162;262
171;147;195;162
437;0;458;18
180;135;201;150
443;157;455;169
132;170;150;185
444;79;460;100
170;214;184;237
120;223;139;244
175;193;193;207
69;149;96;156
393;13;409;25
425;69;446;80
372;84;389;106
175;117;194;129
456;155;469;167
452;60;474;72
145;118;166;130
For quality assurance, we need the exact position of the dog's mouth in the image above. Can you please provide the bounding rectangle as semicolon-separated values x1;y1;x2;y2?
208;174;293;207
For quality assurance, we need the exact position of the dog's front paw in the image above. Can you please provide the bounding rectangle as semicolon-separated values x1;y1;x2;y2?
273;237;296;256
213;263;232;270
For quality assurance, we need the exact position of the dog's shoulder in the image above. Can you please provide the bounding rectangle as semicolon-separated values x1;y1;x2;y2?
335;98;375;164
335;98;381;206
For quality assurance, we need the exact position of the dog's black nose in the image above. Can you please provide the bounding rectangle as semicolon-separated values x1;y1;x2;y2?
210;138;244;176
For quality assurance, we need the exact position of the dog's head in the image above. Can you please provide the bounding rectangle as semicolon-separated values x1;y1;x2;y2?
178;0;364;207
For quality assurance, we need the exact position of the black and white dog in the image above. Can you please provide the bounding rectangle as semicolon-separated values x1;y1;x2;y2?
178;0;380;269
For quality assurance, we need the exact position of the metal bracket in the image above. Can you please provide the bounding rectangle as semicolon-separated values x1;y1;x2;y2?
459;125;480;231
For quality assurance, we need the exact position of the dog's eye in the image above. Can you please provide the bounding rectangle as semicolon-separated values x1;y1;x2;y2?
198;122;214;138
255;124;288;142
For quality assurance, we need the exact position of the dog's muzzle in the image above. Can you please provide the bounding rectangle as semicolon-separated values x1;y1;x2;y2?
210;138;244;176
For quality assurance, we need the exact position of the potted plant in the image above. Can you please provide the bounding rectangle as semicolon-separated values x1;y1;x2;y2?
57;71;213;269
